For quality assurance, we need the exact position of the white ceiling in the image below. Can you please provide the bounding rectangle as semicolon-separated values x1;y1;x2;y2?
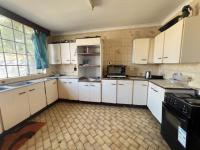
0;0;189;34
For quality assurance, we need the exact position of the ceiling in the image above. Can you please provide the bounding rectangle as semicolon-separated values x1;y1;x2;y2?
0;0;189;34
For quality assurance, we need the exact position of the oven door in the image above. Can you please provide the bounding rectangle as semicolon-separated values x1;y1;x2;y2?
161;102;188;150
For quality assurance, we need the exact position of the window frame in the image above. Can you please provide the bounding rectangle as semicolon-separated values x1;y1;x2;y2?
0;15;45;79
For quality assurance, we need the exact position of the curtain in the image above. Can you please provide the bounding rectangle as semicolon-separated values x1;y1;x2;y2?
32;31;49;69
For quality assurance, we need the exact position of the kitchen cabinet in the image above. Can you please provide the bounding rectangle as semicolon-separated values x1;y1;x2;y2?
58;79;78;100
117;80;133;104
61;43;71;64
102;80;117;103
147;82;165;123
76;38;101;46
79;82;101;102
132;38;151;64
28;82;47;115
163;20;183;63
45;79;58;105
0;87;30;130
48;44;61;64
133;81;148;105
153;32;165;63
70;42;77;64
0;118;3;134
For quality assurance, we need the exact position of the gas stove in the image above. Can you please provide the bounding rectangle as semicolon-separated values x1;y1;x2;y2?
164;93;200;118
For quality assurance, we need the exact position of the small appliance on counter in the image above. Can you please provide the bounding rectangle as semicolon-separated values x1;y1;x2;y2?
145;71;151;79
107;65;126;78
161;92;200;150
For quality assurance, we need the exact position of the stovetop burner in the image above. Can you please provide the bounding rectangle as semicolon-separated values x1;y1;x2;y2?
185;98;200;105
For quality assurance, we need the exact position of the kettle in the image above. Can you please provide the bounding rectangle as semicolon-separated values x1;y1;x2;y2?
145;71;151;79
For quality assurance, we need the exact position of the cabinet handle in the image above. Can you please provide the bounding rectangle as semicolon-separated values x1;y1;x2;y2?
151;87;158;92
141;59;147;61
84;85;88;86
111;84;116;85
19;92;26;95
90;85;95;87
118;84;124;85
69;82;72;84
163;57;168;59
157;58;162;59
64;82;68;84
142;84;147;86
29;89;35;92
72;60;75;61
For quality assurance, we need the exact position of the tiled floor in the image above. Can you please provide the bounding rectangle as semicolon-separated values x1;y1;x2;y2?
19;102;170;150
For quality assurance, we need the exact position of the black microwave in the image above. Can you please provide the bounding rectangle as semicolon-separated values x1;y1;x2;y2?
107;65;126;78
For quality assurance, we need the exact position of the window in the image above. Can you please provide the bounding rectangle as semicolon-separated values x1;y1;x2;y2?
0;15;44;78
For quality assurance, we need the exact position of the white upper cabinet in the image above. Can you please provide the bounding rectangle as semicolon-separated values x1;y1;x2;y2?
48;44;61;64
117;80;133;104
163;20;183;63
70;42;77;64
132;38;151;64
76;38;101;46
153;32;165;63
48;42;77;65
61;43;71;64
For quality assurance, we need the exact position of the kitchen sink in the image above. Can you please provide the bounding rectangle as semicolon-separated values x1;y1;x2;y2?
8;81;33;87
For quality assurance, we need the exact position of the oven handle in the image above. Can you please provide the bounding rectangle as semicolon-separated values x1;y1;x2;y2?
163;102;187;123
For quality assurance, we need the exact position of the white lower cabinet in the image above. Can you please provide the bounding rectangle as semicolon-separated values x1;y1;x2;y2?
147;82;165;123
45;79;58;105
58;79;78;100
79;82;101;102
133;81;148;105
102;80;117;103
28;82;47;115
117;80;133;104
0;87;30;130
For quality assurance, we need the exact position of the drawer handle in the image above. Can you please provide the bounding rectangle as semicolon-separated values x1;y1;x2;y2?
163;57;168;59
29;89;35;92
151;87;158;92
142;84;147;86
64;82;68;84
84;85;88;86
158;58;162;59
90;85;95;87
111;84;116;85
19;92;26;95
69;82;72;84
118;84;124;85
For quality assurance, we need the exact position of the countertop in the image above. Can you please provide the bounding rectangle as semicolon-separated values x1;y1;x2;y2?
0;75;194;93
149;80;193;90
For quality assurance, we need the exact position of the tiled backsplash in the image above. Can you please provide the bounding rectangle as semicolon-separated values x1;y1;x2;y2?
159;64;200;88
49;27;160;77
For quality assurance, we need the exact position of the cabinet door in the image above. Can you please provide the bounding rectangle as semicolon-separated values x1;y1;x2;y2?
90;82;101;102
117;80;133;104
163;20;183;63
78;82;90;101
153;32;165;63
28;83;47;115
102;80;117;103
133;81;148;105
58;79;78;100
48;44;61;64
0;87;30;130
70;43;77;64
61;43;71;64
132;38;150;64
45;79;58;105
147;83;165;123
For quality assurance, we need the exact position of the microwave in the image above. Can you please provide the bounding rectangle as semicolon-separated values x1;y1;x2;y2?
107;65;126;78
